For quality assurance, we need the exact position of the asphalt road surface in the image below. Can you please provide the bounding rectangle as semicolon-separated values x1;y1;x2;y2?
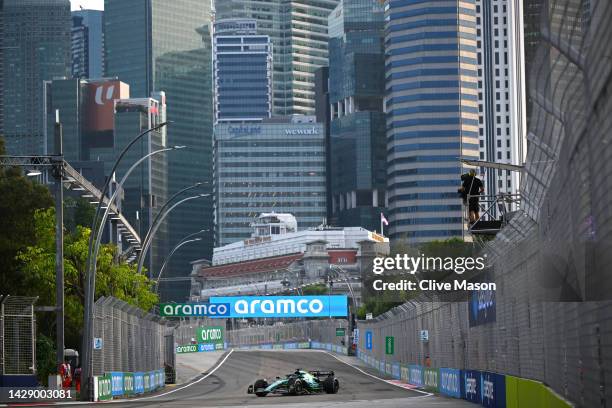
97;350;473;407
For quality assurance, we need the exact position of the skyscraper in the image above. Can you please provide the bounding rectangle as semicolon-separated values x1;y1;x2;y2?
213;19;273;123
385;0;480;242
214;117;327;246
0;0;71;155
105;0;214;301
327;0;387;232
474;0;526;205
215;0;340;116
71;9;104;79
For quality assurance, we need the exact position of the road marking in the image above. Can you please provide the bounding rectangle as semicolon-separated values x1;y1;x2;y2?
53;349;235;405
322;351;432;397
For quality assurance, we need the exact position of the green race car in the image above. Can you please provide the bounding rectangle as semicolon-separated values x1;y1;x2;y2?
247;369;340;397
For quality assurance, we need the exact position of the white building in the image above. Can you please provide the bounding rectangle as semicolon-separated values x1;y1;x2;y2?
475;0;527;202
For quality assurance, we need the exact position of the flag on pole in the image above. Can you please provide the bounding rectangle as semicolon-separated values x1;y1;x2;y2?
381;212;389;226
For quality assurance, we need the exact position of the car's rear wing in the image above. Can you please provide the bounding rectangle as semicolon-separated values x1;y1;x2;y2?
308;370;335;378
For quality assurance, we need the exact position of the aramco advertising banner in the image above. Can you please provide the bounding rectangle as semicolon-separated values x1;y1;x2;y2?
208;295;348;318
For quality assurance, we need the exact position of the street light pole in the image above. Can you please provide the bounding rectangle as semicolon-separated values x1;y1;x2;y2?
90;146;183;283
136;193;210;277
52;111;64;367
154;237;203;293
135;183;204;276
81;122;167;400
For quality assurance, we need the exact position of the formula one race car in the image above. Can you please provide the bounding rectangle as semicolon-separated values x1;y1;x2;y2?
247;369;339;397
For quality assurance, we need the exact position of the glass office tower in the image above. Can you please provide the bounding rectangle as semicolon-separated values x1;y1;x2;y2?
71;9;104;79
385;0;480;242
213;19;273;123
0;0;71;155
105;0;214;301
215;0;340;116
327;0;387;232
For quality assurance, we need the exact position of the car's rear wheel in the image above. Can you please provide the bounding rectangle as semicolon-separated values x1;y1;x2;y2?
253;379;268;397
323;376;339;394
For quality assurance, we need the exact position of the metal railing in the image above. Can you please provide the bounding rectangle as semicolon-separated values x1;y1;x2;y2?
0;295;37;375
465;192;522;234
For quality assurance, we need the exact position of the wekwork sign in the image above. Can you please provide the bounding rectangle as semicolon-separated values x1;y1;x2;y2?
208;296;348;318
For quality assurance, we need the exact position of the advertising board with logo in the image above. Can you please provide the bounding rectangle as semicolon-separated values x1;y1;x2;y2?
423;368;439;392
463;370;482;403
98;374;112;401
439;368;461;398
408;365;424;387
468;273;496;326
208;296;348;318
197;326;224;345
123;373;134;395
134;372;144;394
481;371;506;408
159;303;230;318
110;372;124;396
85;80;129;132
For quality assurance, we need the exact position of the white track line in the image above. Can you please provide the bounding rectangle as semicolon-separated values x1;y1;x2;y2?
322;351;433;398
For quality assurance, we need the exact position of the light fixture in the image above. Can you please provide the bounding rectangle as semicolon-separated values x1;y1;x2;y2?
26;169;42;177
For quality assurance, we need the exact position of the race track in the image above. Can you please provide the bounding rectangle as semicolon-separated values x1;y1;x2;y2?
106;350;473;407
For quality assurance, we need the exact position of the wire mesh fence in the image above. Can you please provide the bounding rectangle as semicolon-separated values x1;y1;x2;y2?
355;1;612;407
226;319;348;347
0;295;37;375
91;296;170;376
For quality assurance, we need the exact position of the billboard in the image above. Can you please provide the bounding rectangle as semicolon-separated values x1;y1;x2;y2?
481;372;506;408
462;370;482;403
439;368;461;398
159;303;230;317
468;287;496;326
196;326;224;345
208;296;348;318
85;80;129;132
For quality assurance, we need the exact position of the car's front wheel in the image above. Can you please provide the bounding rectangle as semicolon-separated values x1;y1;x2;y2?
289;378;304;395
253;379;269;397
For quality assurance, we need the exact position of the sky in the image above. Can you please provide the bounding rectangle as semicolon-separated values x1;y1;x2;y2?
70;0;103;11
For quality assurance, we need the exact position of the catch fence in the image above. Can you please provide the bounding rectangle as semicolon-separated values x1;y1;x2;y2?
0;295;37;375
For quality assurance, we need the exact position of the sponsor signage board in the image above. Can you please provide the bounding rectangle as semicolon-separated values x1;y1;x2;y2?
123;373;134;395
439;368;461;398
176;344;198;353
159;303;230;317
98;374;112;401
463;370;482;403
385;336;394;355
110;372;124;396
208;295;348;318
408;365;424;387
424;368;440;392
336;327;346;336
469;276;496;327
134;373;144;394
481;372;506;408
197;326;224;345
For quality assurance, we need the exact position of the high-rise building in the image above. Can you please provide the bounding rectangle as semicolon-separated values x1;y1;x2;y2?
385;0;480;242
214;116;327;246
105;0;214;301
314;66;332;222
0;0;71;155
114;95;168;278
71;9;104;79
44;78;129;169
327;0;387;232
215;0;340;116
475;0;526;205
213;19;273;123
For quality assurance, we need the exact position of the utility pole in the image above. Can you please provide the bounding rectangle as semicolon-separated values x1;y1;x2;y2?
53;110;65;366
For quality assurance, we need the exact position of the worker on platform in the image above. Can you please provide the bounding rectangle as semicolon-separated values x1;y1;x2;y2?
460;169;484;225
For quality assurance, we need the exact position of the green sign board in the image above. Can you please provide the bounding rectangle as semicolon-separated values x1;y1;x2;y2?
98;373;112;401
176;344;198;354
196;326;224;345
123;373;134;395
336;328;346;337
385;336;394;355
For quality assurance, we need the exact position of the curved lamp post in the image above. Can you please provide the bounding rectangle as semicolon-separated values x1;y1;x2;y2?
154;237;202;293
136;193;211;276
81;121;168;400
91;145;184;280
135;182;205;275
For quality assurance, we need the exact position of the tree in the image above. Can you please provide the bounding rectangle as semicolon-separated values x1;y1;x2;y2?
0;136;54;294
17;208;158;349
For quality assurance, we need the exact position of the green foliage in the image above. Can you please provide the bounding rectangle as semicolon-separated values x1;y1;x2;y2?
0;136;54;294
36;334;57;385
17;208;158;349
301;283;328;295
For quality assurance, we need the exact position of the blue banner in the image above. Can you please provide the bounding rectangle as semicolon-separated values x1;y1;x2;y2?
469;287;496;327
463;370;482;403
439;368;461;398
408;365;424;387
481;372;506;408
134;372;144;394
284;342;297;349
110;372;124;396
392;363;401;379
365;331;373;350
208;295;348;318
